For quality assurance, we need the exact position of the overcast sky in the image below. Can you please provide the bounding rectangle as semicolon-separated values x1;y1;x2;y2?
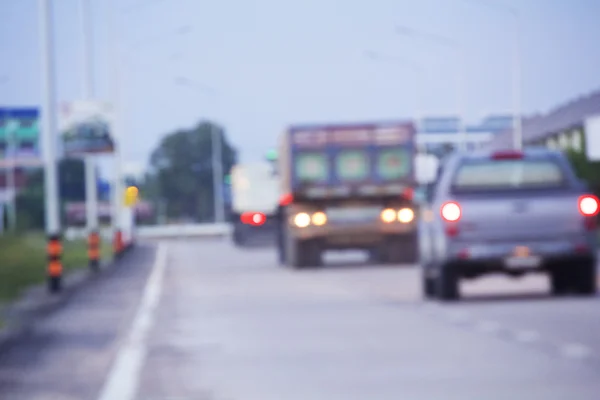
1;0;599;177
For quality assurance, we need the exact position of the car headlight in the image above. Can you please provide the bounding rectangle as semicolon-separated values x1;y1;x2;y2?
294;212;311;228
312;212;327;226
398;208;414;223
380;208;396;223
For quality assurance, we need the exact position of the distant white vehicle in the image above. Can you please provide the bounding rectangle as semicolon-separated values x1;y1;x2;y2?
230;162;280;246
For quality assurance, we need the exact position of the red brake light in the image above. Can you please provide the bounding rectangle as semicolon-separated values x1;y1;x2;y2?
441;202;461;222
251;213;266;226
402;187;414;201
240;212;253;224
279;193;293;206
491;150;523;160
578;195;599;217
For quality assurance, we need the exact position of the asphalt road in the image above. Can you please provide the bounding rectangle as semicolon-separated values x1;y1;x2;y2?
0;239;599;400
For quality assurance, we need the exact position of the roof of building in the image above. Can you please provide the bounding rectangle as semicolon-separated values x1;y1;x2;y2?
488;89;600;149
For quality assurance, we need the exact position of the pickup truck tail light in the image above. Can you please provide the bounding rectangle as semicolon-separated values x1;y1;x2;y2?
441;202;461;237
441;202;461;222
578;195;599;217
579;195;599;231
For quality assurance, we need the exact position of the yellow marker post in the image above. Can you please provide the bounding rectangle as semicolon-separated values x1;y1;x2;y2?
124;186;139;207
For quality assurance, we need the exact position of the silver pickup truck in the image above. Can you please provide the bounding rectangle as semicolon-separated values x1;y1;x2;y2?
419;148;598;301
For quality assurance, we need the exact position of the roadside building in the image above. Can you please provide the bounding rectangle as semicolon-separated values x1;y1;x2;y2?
486;89;600;159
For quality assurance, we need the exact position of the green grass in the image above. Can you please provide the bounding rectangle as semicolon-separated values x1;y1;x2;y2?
0;232;112;304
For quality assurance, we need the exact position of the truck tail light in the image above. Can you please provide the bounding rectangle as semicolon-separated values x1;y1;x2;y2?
280;193;293;206
578;195;599;217
241;212;266;226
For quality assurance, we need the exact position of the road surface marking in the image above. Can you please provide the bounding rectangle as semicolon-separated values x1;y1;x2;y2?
97;243;168;400
561;343;593;359
514;330;539;343
475;320;500;333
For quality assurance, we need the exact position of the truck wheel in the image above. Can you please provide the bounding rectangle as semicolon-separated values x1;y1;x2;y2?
287;239;322;269
366;248;381;264
398;234;419;264
379;235;406;265
232;223;246;247
422;269;436;299
275;220;286;265
436;263;460;301
305;240;323;268
573;260;596;296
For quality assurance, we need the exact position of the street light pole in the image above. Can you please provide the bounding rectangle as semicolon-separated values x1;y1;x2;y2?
38;0;62;292
79;0;100;243
364;50;428;151
396;26;469;151
6;115;16;231
461;0;523;150
109;0;125;256
511;12;523;150
211;123;224;223
175;77;224;223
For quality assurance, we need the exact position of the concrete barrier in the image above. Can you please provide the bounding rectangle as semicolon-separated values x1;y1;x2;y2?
65;223;232;241
136;223;232;239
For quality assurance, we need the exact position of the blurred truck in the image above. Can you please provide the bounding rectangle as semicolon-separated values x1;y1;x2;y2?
275;121;419;267
230;161;280;246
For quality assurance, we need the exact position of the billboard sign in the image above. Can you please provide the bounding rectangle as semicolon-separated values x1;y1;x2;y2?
0;107;43;168
59;101;116;156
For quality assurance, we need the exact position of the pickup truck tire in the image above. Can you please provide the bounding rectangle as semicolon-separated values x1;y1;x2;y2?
436;264;460;301
550;269;569;296
574;260;596;296
422;274;436;298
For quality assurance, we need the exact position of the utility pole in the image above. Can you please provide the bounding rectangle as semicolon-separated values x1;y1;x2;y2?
39;0;62;292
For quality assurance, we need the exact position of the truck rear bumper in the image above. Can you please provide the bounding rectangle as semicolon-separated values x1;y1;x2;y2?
291;223;416;248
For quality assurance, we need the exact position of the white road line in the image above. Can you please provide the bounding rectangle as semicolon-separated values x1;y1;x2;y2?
97;243;168;400
514;330;539;343
561;343;593;359
475;320;500;333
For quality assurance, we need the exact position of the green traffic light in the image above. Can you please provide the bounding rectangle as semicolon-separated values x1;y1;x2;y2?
266;149;277;161
224;175;231;184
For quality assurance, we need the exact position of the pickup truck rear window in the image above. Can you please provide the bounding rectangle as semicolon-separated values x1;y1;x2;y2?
452;158;567;191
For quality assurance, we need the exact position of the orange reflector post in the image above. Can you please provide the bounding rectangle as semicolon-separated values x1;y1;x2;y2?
113;230;124;259
47;234;62;293
88;231;101;270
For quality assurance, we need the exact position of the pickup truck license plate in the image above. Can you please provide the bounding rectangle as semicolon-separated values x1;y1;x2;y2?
504;246;541;269
504;256;542;269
